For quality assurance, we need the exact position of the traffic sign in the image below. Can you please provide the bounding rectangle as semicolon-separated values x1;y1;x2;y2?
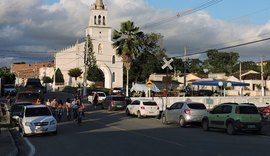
146;80;153;87
162;57;173;70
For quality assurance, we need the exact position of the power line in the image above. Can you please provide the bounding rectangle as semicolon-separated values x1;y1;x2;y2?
173;36;270;58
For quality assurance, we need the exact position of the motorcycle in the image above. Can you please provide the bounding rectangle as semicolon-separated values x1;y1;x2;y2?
258;103;270;121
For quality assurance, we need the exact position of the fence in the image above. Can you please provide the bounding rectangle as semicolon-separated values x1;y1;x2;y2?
131;96;270;111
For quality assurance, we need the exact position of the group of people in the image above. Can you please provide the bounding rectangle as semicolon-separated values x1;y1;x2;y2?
36;96;85;124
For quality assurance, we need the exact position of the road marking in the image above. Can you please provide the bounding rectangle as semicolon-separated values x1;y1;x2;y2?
93;120;185;147
24;137;35;156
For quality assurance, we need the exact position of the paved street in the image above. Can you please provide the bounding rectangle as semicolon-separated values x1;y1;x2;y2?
16;107;270;156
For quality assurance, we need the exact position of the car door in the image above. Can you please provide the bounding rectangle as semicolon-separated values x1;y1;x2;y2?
129;100;139;115
217;105;233;128
171;103;184;123
166;103;180;122
208;105;223;127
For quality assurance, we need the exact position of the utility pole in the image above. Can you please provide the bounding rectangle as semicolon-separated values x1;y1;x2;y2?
184;47;187;89
83;35;89;97
239;61;242;96
261;56;265;96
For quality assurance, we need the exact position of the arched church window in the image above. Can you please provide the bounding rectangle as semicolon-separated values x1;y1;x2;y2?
94;16;97;24
112;55;115;64
103;16;106;25
98;15;101;25
112;72;115;82
98;43;102;54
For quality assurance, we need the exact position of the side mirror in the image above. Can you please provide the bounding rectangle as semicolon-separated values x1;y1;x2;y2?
12;116;20;121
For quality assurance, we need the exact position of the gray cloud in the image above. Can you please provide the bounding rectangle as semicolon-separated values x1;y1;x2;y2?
1;0;270;67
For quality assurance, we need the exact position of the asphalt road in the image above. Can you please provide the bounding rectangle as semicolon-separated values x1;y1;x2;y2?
22;107;270;156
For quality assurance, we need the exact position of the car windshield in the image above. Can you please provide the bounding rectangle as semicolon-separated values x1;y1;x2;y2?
111;97;125;101
239;106;259;114
18;93;40;100
25;107;51;117
12;104;32;112
98;93;105;97
187;103;206;109
143;101;157;106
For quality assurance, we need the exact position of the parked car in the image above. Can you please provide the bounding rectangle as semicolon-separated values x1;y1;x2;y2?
14;105;57;136
15;90;41;104
112;87;124;95
3;84;16;96
25;78;46;94
126;99;160;118
88;91;106;105
201;102;262;135
102;95;127;111
161;101;207;127
9;102;33;126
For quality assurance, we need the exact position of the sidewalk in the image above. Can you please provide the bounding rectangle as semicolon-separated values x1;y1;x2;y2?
0;126;18;156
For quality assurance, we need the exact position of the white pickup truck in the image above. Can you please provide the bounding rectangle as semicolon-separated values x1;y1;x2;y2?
88;91;106;104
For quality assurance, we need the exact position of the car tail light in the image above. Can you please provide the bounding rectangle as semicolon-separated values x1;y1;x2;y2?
184;109;191;114
141;106;145;109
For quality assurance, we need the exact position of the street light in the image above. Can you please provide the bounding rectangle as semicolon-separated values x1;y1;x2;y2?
218;81;232;97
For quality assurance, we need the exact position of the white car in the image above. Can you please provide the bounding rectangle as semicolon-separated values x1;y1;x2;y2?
15;105;57;136
88;91;106;104
126;99;160;118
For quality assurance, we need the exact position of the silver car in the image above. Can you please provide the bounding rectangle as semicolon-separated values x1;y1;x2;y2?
161;101;207;127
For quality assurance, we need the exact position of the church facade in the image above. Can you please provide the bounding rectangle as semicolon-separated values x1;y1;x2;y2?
55;0;123;89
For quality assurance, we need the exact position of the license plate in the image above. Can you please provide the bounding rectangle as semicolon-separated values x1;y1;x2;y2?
37;127;47;131
247;125;256;128
117;105;122;108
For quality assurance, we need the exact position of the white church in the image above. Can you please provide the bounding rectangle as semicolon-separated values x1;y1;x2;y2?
55;0;123;89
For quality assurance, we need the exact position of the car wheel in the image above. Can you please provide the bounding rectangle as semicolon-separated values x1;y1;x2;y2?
108;105;112;111
162;115;167;125
179;117;186;127
22;129;28;137
125;109;130;116
137;111;142;119
18;126;22;133
53;130;58;135
202;119;209;131
226;123;236;135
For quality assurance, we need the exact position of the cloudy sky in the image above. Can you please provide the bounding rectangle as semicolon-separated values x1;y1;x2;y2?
1;0;270;67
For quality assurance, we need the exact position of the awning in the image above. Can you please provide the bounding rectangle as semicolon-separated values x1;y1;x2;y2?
192;80;249;87
130;83;160;92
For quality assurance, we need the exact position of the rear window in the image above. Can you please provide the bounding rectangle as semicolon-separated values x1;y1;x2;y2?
143;101;157;106
98;93;105;97
238;106;259;114
187;103;206;109
111;97;125;101
17;93;40;100
12;104;32;112
25;107;51;117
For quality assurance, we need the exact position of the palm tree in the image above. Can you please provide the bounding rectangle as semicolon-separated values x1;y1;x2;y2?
68;68;83;87
112;20;144;96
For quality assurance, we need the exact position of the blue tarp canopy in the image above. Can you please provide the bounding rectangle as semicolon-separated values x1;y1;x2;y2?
130;83;160;92
192;80;249;87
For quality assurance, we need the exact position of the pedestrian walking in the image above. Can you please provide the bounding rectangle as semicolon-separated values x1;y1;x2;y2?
50;97;58;116
57;99;64;121
77;100;85;125
93;92;99;109
71;97;78;120
65;98;72;120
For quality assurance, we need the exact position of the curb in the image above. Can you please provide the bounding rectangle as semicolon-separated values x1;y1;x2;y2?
8;128;18;156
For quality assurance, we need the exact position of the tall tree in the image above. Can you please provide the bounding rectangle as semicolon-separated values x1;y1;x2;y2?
112;20;144;96
233;61;259;73
68;68;83;87
206;49;239;74
0;67;15;84
264;62;270;73
84;35;103;82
